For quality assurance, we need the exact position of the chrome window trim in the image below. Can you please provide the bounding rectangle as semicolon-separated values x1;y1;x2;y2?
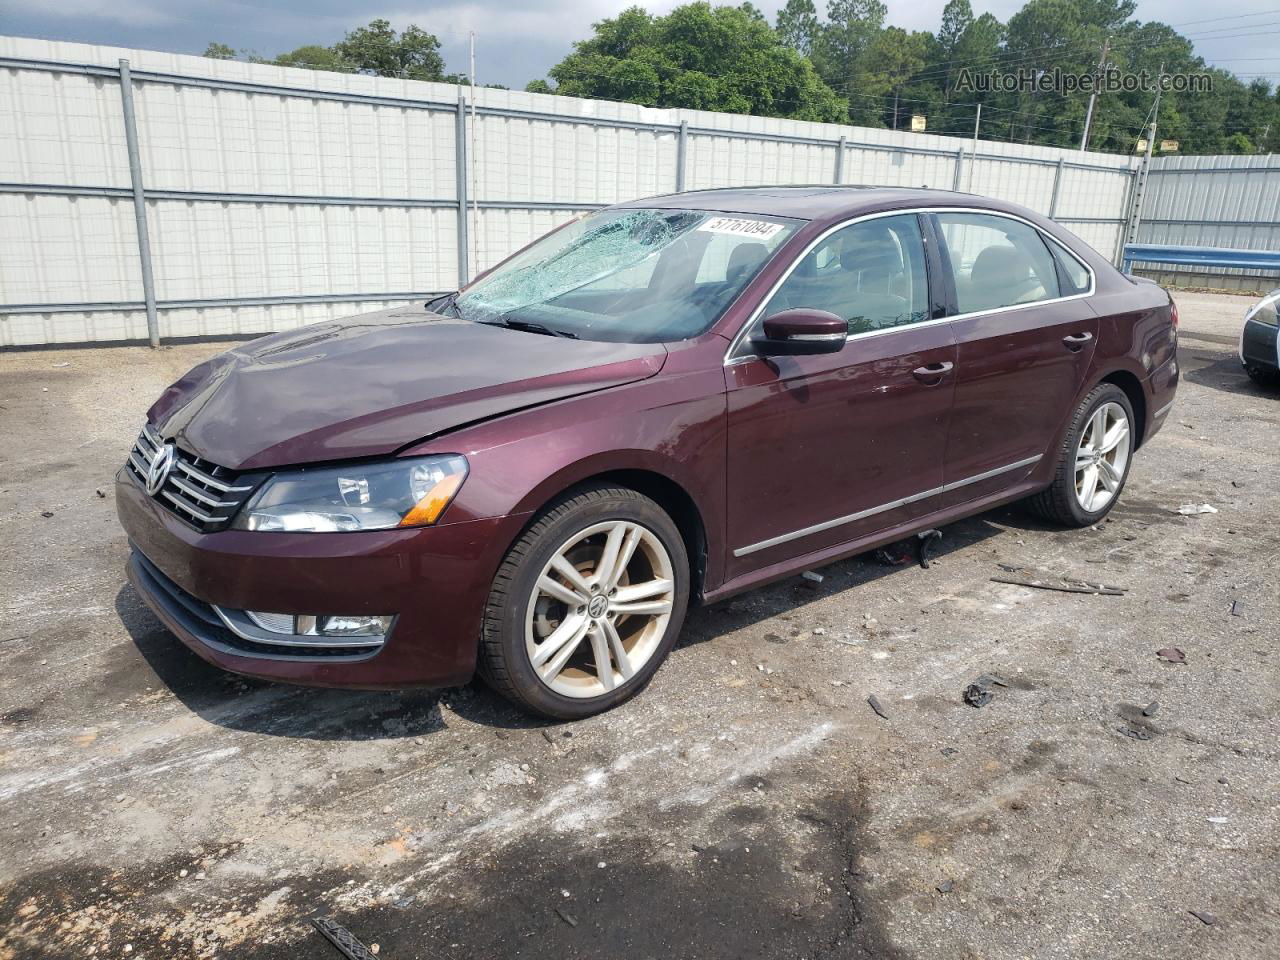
732;454;1043;558
723;206;1098;366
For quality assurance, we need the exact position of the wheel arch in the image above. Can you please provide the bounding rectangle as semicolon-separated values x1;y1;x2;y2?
1096;368;1148;449
515;464;711;603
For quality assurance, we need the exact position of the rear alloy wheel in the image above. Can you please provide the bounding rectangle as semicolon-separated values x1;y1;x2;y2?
1027;383;1135;527
480;486;689;719
1072;401;1131;515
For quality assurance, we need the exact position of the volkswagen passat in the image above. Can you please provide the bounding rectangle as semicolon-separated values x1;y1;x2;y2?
118;187;1178;719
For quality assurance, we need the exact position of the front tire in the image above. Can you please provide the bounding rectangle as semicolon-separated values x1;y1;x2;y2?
1245;363;1280;389
479;485;690;720
1027;383;1135;527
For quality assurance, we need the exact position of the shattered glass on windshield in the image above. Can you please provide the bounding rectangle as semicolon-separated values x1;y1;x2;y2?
443;208;799;344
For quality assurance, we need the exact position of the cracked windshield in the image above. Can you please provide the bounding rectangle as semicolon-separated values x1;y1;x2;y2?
441;208;799;343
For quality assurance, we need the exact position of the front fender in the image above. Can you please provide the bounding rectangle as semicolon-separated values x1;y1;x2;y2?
406;363;731;589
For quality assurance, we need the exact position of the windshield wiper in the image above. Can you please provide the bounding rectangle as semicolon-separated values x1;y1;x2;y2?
477;317;579;339
425;291;460;317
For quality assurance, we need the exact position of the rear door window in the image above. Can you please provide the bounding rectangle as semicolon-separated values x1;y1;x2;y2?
936;212;1061;314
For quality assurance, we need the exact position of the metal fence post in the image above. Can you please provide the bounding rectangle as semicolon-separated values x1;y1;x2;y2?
952;148;964;191
455;90;470;287
834;136;847;185
675;120;688;192
1049;157;1064;218
117;59;159;348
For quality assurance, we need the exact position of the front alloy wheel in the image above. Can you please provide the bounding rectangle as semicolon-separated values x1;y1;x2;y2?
526;520;675;698
480;485;690;719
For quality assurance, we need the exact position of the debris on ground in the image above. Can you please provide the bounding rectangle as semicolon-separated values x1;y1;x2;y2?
1157;647;1187;664
1143;702;1160;717
936;879;955;894
555;908;579;927
866;694;889;720
1230;600;1244;617
1118;725;1153;740
1177;503;1219;515
963;681;994;708
800;570;824;585
1188;910;1218;926
875;530;943;568
874;542;913;566
40;511;53;518
312;918;379;960
94;489;106;498
991;564;1126;596
916;529;942;568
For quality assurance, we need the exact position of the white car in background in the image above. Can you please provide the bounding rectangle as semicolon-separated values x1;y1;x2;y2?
1241;290;1280;388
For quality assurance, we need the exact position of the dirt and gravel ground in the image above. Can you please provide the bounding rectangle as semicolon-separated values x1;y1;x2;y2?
1;291;1277;960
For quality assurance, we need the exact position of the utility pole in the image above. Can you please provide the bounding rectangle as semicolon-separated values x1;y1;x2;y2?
1126;65;1164;247
1080;36;1109;152
967;103;981;191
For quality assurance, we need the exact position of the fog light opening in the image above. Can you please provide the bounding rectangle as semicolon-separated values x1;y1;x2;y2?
246;611;393;638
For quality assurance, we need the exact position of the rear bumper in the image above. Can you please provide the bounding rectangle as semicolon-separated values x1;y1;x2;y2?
1241;317;1280;372
116;467;527;689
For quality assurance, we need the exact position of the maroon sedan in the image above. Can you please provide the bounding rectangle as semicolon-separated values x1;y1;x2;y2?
118;187;1178;719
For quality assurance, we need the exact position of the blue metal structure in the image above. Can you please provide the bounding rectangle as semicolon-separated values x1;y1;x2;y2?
1121;243;1280;275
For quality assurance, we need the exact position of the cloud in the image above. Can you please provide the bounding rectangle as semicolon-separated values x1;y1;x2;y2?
0;0;180;27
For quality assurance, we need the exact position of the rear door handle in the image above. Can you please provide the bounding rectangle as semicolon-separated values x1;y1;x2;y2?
1063;332;1094;351
912;361;954;383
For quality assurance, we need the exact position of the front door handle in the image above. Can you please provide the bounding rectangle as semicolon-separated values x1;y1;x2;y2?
1063;331;1094;351
912;361;954;384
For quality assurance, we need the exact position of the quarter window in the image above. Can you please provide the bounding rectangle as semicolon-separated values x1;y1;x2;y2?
762;214;930;334
936;213;1061;313
1045;235;1092;295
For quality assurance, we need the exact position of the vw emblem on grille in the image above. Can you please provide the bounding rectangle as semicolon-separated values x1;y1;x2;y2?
146;442;177;496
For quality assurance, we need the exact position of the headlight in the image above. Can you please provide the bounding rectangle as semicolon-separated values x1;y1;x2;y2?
232;455;468;532
1246;291;1280;327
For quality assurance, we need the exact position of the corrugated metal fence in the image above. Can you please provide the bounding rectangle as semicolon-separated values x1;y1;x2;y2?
0;36;1140;347
1135;155;1280;293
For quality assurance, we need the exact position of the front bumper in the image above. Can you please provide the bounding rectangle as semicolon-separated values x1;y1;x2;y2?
1241;317;1280;373
116;467;527;689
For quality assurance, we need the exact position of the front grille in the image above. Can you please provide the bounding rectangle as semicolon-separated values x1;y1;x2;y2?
130;549;385;661
125;424;257;532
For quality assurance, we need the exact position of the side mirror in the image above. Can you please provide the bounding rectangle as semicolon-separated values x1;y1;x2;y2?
753;309;848;356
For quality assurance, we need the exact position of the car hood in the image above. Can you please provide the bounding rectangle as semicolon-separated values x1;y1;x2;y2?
148;308;668;470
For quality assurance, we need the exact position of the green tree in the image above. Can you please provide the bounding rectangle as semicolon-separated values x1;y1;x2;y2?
813;0;887;124
526;79;555;94
273;45;355;72
334;19;446;81
203;42;236;60
869;27;928;128
776;0;820;56
543;3;846;122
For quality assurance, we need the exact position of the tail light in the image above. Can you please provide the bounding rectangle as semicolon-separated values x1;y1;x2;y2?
1170;298;1179;330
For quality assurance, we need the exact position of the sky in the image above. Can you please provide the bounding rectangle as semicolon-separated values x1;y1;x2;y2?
0;0;1277;91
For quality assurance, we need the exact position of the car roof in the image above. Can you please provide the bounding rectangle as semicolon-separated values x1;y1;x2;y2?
614;185;1016;223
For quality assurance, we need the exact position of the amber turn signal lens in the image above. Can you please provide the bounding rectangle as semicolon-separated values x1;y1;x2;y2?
399;471;467;527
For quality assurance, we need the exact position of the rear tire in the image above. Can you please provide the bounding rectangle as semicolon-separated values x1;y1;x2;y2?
1027;383;1135;527
478;485;690;720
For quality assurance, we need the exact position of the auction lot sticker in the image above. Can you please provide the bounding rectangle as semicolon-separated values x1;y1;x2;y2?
698;217;784;240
